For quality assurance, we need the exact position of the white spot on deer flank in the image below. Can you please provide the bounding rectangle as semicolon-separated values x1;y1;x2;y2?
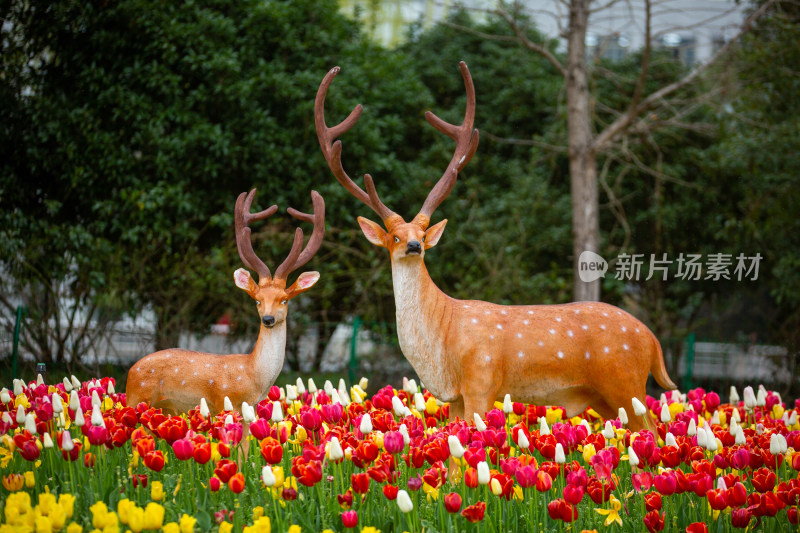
567;330;574;337
517;333;522;339
600;324;606;330
471;318;478;324
518;351;524;358
484;355;491;362
585;351;590;359
140;381;145;386
484;311;491;315
193;372;198;376
523;320;529;325
582;324;588;330
463;305;470;309
150;369;154;374
635;328;640;333
496;324;503;330
209;379;214;385
490;335;495;340
549;329;556;334
557;351;564;359
603;312;608;317
159;380;163;385
538;341;544;346
205;363;210;368
239;365;244;370
174;368;179;373
224;364;228;369
190;359;194;363
623;344;629;350
181;380;186;385
603;346;610;353
528;310;534;315
556;317;562;322
574;310;580;314
166;353;171;358
621;326;627;332
501;310;507;315
237;376;242;381
617;311;622;315
222;384;228;389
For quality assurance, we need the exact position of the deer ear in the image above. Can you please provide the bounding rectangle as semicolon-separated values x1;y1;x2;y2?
424;219;447;249
286;271;320;299
234;268;257;295
357;217;387;247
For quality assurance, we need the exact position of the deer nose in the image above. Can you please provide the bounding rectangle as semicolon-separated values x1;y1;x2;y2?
262;315;276;328
406;240;422;254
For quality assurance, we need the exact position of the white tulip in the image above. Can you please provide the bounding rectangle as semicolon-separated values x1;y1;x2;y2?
665;432;678;447
199;398;210;418
262;466;276;487
687;418;697;436
74;407;85;427
358;377;369;391
580;419;592;434
414;393;426;413
271;401;283;422
91;404;104;426
107;382;115;395
13;380;23;396
660;404;671;423
517;431;530;450
602;421;616;440
735;426;746;445
223;396;233;412
63;378;73;392
404;378;418;395
295;378;306;395
0;388;10;404
399;424;410;445
554;443;566;464
360;413;373;435
70;375;81;390
286;385;298;402
242;402;255;423
716;477;728;491
729;418;739;437
696;426;707;448
632;397;647;417
503;394;513;414
1;412;11;426
52;393;63;414
24;413;37;434
69;391;79;412
731;408;741;423
769;433;781;455
474;413;487;432
397;489;414;513
90;390;100;407
788;411;798;426
42;432;54;449
330;390;342;405
627;446;639;467
477;461;491;485
16;405;26;424
338;378;347;393
448;435;465;458
61;431;74;451
307;378;317;394
743;386;756;409
618;407;629;426
392;396;407;418
706;427;718;451
224;414;234;426
37;374;44;386
729;386;740;404
710;410;720;426
539;417;550;435
327;437;344;461
756;388;767;407
324;380;334;396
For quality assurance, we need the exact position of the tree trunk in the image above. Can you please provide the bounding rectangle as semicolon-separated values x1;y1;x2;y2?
154;305;181;351
566;0;600;302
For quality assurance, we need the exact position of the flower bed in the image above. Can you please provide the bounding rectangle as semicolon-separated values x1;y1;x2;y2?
1;375;799;532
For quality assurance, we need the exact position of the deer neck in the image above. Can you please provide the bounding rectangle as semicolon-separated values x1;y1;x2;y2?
390;257;457;400
249;321;287;398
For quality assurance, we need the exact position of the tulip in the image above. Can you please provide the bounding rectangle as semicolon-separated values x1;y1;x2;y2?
286;385;298;402
384;431;404;454
503;394;513;414
359;413;373;435
241;402;255;423
271;401;283;422
70;375;81;389
710;410;720;425
632;397;646;417
13;380;23;396
341;510;357;529
539;417;550;435
399;424;410;445
307;378;317;394
328;437;344;461
228;472;245;494
474;413;487;432
743;386;756;409
295;378;306;395
199;398;210;418
665;432;677;447
397;490;413;513
461;501;486;523
660;404;671;423
517;430;530;450
477;461;491;485
223;414;234;426
16;405;25;424
756;387;767;406
69;391;79;412
91;404;104;426
351;473;370;494
414;393;426;413
73;408;85;427
0;388;9;404
729;385;740;404
448;435;465;458
42;432;54;449
554;443;566;464
404;378;418;394
731;508;751;528
61;431;74;451
24;413;37;434
52;393;63;414
172;438;194;461
391;396;406;417
602;420;615;439
62;378;72;392
261;466;276;487
444;492;462;513
628;446;639;467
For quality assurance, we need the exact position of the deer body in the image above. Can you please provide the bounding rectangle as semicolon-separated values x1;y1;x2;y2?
125;189;324;415
315;62;676;431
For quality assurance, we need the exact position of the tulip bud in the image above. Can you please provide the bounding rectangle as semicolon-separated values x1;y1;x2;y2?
0;388;10;404
627;446;639;467
414;393;425;413
696;426;707;448
37;374;44;386
63;377;73;392
687;418;697;436
242;402;255;423
731;408;741;423
13;380;23;396
330;390;342;405
665;432;677;447
477;461;491;485
404;379;418;395
307;378;317;394
729;418;739;437
503;394;513;414
729;386;740;404
580;419;591;434
92;404;105;426
328;436;344;461
295;378;306;395
756;388;767;407
41;432;53;449
735;426;746;445
743;386;756;409
1;412;11;426
399;424;410;445
660;404;671;423
262;466;276;487
788;411;798;426
70;375;81;390
107;382;115;395
224;414;234;426
710;411;720;426
359;413;373;435
69;391;79;412
539;417;550;435
716;477;727;491
769;433;782;455
199;398;210;418
24;413;37;434
52;393;63;414
618;407;629;425
16;405;26;424
448;435;465;458
671;390;682;403
338;378;347;393
706;427;718;451
777;433;787;453
602;421;615;440
473;413;487;432
756;423;764;435
358;377;369;391
286;385;297;402
554;443;566;464
517;431;530;450
392;396;406;418
61;431;74;451
397;489;413;513
271;401;283;422
223;396;233;412
632;397;646;417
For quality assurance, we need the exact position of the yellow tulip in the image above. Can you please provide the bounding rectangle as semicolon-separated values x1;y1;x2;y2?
128;507;145;533
252;506;264;520
162;523;180;533
66;522;83;533
24;471;35;488
150;481;164;502
143;503;164;530
425;397;438;415
179;513;196;533
59;494;76;519
272;467;285;489
15;394;31;409
287;526;301;533
90;502;109;529
582;443;597;463
48;502;67;530
116;499;135;524
219;523;233;533
252;516;271;533
34;515;52;533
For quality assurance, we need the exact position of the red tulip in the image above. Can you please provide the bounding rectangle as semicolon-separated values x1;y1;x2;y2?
84;452;96;468
632;472;653;492
143;450;165;472
135;436;155;457
464;468;478;488
351;472;370;494
787;506;799;525
444;492;462;513
228;472;245;494
383;484;399;500
752;467;776;493
337;489;354;509
461;501;486;523
643;510;665;532
731;508;751;528
193;442;211;465
18;439;40;462
341;510;358;529
645;492;663;512
547;499;578;522
156;417;188;444
132;473;147;488
686;522;708;533
587;476;614;504
214;459;237;483
707;488;728;510
727;482;747;507
209;477;221;492
249;419;271;440
86;425;109;446
260;438;283;465
563;483;584;505
282;487;298;501
292;457;322;487
536;470;553;492
516;465;536;488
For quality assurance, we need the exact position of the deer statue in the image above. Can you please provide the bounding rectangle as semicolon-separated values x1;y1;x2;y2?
314;62;676;431
126;189;324;415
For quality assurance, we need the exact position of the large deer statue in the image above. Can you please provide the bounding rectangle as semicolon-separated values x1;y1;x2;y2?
315;62;676;431
126;189;324;415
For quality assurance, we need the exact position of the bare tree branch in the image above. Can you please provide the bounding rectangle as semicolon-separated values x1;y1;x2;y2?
495;2;567;77
593;0;777;152
440;20;517;42
481;129;568;152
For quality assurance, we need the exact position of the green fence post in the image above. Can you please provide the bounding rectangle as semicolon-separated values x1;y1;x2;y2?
12;305;26;381
682;332;696;391
348;316;361;386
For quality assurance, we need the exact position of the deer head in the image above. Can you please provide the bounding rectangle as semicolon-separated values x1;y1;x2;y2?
314;62;479;263
234;189;324;328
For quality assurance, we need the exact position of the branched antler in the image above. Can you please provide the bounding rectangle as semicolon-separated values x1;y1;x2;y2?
235;189;278;280
274;191;325;281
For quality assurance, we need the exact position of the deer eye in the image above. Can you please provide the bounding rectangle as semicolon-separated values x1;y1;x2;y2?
394;236;400;243
256;301;261;306
281;300;287;305
421;235;426;242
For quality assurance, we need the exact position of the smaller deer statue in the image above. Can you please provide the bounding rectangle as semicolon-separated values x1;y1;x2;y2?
126;189;324;415
315;62;676;431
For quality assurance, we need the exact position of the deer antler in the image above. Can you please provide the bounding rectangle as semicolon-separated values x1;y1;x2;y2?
315;67;401;228
235;189;279;280
413;61;480;229
273;190;325;281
